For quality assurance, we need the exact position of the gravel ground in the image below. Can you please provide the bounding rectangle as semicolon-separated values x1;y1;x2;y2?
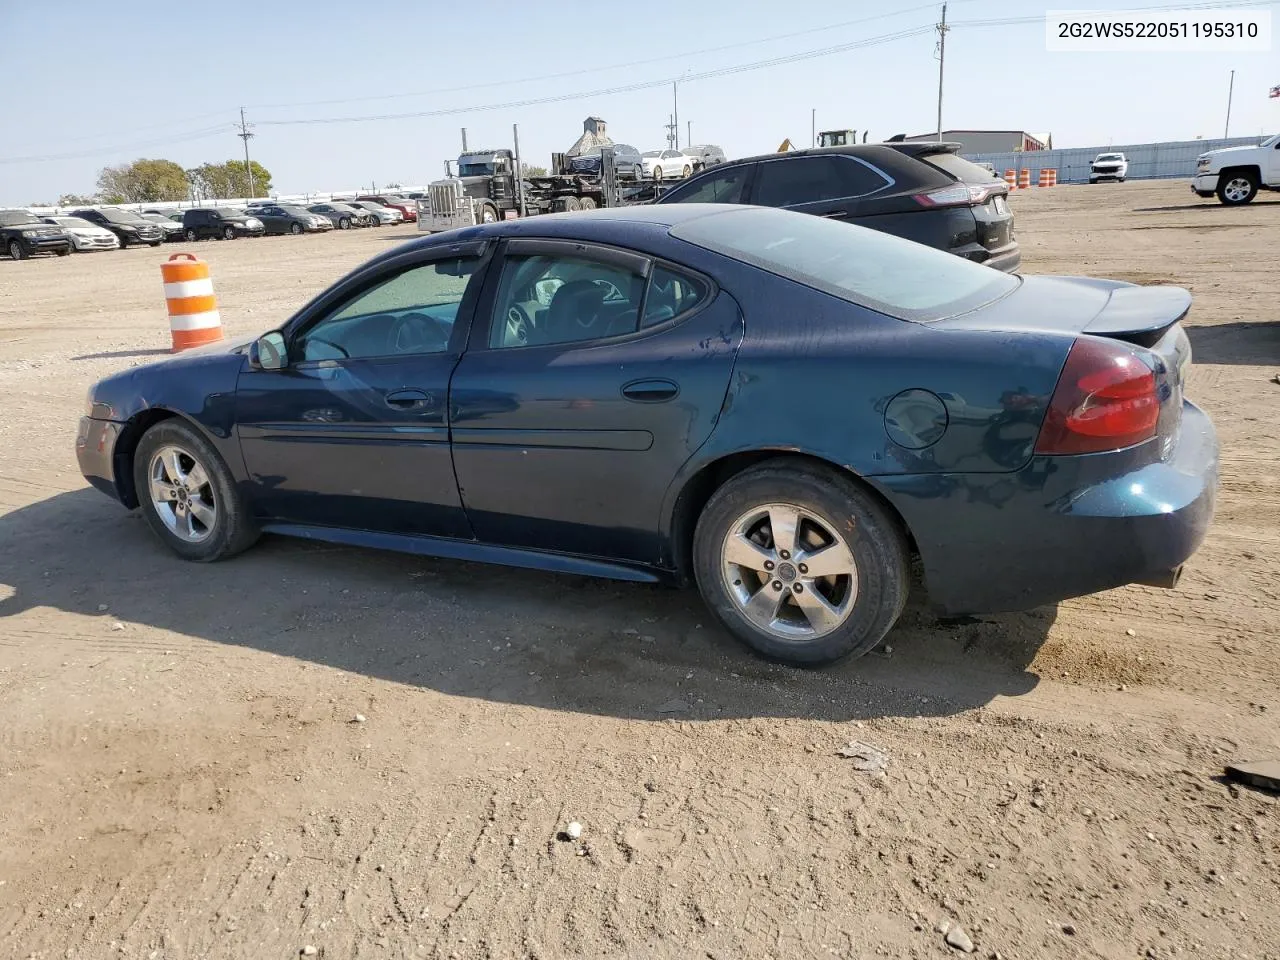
1;181;1278;960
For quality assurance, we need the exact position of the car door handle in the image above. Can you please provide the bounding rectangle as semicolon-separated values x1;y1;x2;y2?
384;389;432;409
622;379;679;403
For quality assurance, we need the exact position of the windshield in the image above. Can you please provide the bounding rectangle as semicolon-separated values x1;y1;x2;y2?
0;210;42;226
55;217;96;229
280;205;311;216
1097;154;1123;162
642;151;661;158
670;206;1019;323
99;207;147;224
214;208;243;218
457;161;495;176
1261;134;1278;148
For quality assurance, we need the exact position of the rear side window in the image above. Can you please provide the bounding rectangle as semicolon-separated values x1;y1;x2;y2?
921;152;998;183
641;267;708;328
753;156;889;207
661;166;751;204
670;207;1018;323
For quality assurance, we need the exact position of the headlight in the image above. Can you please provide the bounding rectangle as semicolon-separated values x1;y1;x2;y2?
21;229;38;237
246;218;261;227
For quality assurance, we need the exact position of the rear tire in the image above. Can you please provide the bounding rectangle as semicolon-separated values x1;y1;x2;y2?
563;196;582;212
692;459;910;666
682;164;692;178
1217;171;1258;206
652;167;663;182
578;196;597;211
132;419;260;563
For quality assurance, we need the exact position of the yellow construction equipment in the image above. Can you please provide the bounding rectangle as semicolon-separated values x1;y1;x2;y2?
776;138;794;152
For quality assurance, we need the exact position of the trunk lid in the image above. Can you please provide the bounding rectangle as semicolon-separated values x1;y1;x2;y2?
915;147;1015;257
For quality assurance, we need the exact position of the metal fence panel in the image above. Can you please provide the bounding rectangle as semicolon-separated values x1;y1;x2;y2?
963;137;1266;184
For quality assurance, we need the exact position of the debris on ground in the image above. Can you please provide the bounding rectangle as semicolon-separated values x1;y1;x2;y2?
837;741;889;773
566;821;583;840
1223;760;1280;794
945;924;975;952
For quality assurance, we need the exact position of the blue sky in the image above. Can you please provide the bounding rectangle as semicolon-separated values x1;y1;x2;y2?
1;0;1276;204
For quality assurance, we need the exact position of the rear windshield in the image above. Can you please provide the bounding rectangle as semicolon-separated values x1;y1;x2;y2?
670;206;1019;322
921;152;999;182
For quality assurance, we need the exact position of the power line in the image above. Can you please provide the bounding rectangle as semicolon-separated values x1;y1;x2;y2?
257;24;936;127
248;1;962;112
0;125;231;165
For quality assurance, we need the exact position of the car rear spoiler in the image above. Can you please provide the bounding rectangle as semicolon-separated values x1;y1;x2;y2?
1083;284;1192;347
883;141;964;157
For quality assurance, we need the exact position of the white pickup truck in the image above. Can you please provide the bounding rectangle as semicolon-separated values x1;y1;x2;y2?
1191;133;1280;205
1089;152;1128;182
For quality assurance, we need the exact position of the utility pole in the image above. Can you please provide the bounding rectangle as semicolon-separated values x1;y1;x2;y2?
1224;70;1235;138
461;127;468;151
236;107;257;197
811;108;816;147
687;120;692;148
935;2;948;142
673;81;679;151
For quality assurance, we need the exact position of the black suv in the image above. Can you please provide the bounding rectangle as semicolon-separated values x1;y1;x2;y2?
181;207;266;241
1;209;72;259
657;142;1020;272
567;143;645;180
70;207;165;247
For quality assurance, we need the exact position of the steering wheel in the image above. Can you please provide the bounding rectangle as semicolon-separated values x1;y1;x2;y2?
504;303;532;346
392;312;447;353
590;278;624;302
304;334;350;359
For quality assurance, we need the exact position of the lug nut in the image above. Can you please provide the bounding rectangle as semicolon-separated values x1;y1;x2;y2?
779;549;791;560
798;563;808;575
793;583;804;594
772;581;782;591
764;560;775;571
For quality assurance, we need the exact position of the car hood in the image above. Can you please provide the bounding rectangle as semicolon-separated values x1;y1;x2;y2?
1198;144;1262;160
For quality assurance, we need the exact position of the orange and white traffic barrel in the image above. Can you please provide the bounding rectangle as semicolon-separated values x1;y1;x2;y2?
1004;169;1017;190
1047;168;1058;187
161;253;223;352
1017;168;1031;190
1038;168;1059;187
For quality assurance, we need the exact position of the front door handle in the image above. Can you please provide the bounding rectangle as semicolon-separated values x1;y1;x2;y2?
385;389;431;409
622;379;679;403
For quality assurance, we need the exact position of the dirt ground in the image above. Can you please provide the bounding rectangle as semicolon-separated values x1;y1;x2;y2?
1;181;1277;960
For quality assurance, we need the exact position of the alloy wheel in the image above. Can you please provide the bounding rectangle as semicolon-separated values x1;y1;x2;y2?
720;502;858;641
148;445;217;543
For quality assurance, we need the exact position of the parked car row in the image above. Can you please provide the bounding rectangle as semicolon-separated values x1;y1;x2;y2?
3;194;422;260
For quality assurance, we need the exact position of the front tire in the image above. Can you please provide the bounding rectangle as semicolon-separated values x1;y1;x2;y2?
652;167;663;182
1217;171;1258;206
184;228;198;242
290;222;303;235
692;459;910;665
682;164;692;178
479;203;499;224
8;239;26;260
132;419;259;562
56;246;71;257
338;217;351;229
222;225;236;240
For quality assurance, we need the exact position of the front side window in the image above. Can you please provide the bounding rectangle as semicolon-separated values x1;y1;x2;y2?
753;156;888;207
295;257;479;361
661;166;751;204
489;254;647;349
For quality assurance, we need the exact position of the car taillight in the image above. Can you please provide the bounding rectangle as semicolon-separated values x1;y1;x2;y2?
912;183;999;207
1035;337;1161;455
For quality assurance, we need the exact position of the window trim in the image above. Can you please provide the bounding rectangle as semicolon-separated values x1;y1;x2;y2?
470;239;718;353
281;239;492;364
749;153;896;207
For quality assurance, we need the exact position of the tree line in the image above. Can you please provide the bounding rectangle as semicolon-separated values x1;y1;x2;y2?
54;157;275;207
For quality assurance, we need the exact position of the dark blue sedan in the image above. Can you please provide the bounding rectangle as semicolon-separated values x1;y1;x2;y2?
76;205;1219;665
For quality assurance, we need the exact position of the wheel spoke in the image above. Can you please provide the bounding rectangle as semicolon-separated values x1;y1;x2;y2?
184;461;209;491
163;449;186;485
723;533;775;573
743;582;785;629
792;585;844;634
767;505;800;557
797;540;855;579
189;498;216;530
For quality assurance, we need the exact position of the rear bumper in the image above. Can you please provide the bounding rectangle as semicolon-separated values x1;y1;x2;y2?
875;400;1219;614
965;244;1021;274
76;416;124;503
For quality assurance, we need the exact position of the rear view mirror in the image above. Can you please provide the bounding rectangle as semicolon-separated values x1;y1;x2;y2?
251;331;288;370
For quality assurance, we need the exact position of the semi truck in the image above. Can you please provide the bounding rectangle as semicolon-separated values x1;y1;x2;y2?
418;135;683;232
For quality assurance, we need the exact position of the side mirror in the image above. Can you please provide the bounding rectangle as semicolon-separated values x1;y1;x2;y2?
250;332;288;370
